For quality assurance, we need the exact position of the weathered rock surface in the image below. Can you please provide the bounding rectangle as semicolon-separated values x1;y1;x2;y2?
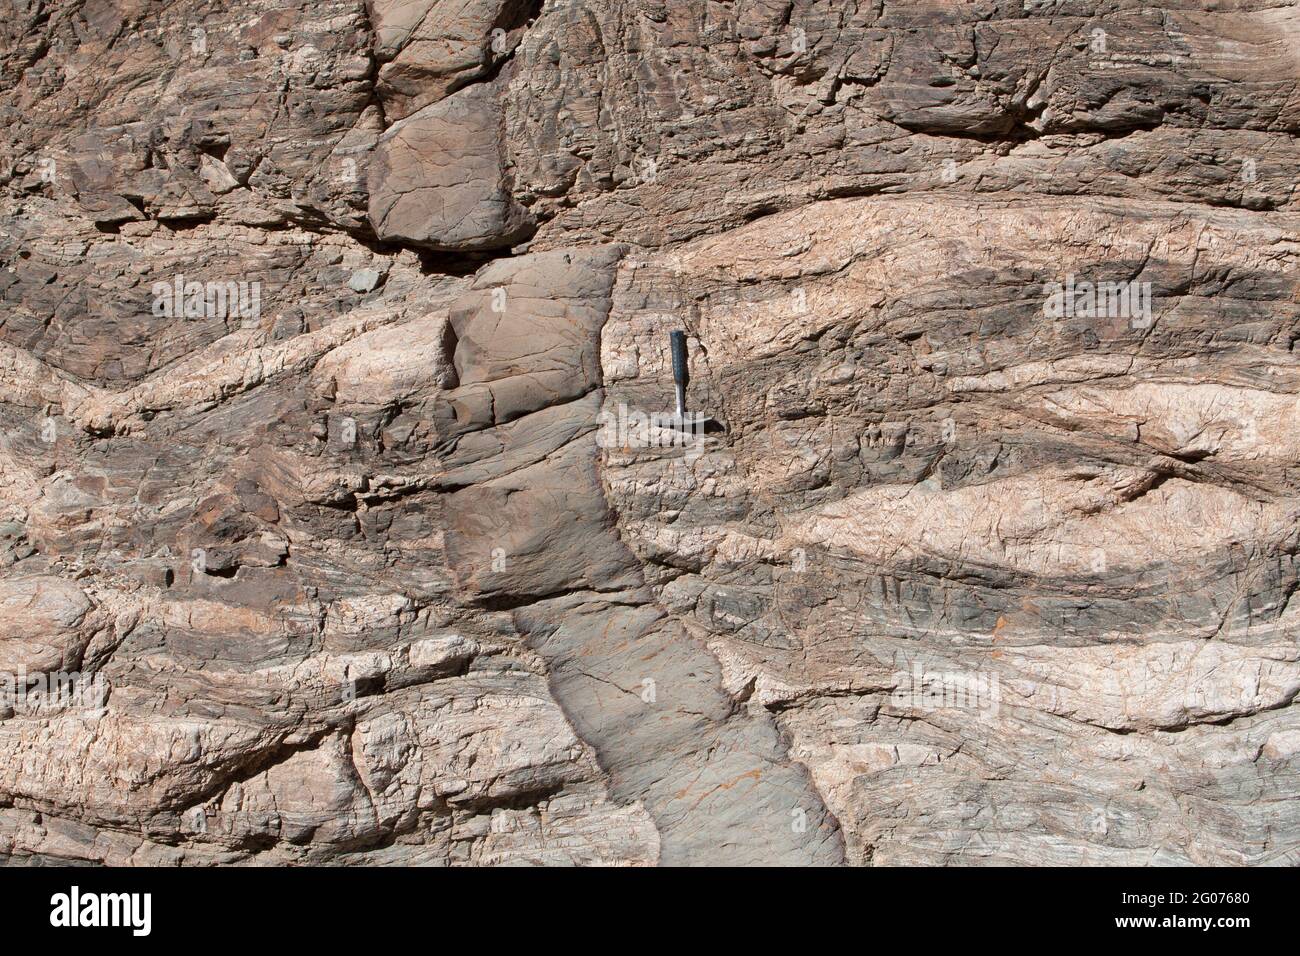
0;0;1296;865
369;81;535;250
600;190;1300;864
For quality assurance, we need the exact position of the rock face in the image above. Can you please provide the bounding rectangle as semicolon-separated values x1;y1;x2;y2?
0;0;1296;865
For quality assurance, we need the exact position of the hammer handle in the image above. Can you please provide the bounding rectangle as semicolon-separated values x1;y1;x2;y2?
670;331;689;387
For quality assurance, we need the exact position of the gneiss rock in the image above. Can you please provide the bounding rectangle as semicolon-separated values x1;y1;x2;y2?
0;0;1296;867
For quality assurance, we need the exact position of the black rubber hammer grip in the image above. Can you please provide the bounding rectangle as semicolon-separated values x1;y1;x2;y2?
670;331;689;388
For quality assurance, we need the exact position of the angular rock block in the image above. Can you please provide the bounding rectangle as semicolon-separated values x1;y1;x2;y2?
441;244;624;428
368;82;534;251
372;0;535;121
444;444;642;603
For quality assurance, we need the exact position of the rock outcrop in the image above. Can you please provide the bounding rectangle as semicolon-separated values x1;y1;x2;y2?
0;0;1296;865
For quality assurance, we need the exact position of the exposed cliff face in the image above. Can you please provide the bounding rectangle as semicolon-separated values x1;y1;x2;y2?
0;0;1296;865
